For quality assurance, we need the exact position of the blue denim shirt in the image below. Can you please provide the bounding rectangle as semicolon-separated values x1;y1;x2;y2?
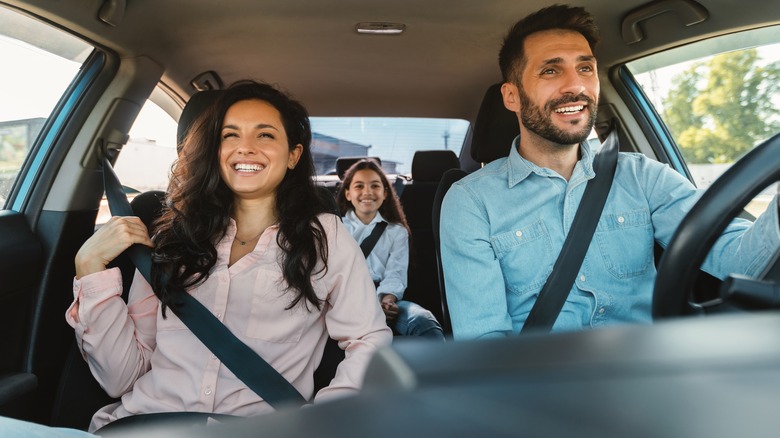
440;137;780;340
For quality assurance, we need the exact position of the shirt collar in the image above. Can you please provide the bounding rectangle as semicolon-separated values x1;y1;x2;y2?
346;209;386;226
506;135;596;187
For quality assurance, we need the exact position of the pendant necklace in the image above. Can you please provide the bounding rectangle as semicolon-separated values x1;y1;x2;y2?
234;230;264;246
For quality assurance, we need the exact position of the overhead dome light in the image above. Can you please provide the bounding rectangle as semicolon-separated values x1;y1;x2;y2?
355;22;406;35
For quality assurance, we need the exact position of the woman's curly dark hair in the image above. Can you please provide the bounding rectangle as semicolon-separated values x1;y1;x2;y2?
151;80;329;315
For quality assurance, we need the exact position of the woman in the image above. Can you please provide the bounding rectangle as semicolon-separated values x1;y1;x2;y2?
337;159;444;340
67;81;391;432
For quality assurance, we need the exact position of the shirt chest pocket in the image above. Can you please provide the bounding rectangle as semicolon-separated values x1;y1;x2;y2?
246;270;309;343
491;220;554;296
595;209;654;279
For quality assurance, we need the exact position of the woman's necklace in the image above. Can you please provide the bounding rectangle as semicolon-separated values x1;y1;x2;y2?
234;229;265;246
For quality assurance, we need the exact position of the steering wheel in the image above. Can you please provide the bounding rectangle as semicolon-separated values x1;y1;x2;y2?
653;132;780;319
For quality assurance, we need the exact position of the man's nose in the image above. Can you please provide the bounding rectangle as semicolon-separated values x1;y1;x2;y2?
560;68;586;95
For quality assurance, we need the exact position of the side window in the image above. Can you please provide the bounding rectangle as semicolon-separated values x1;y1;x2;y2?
626;26;780;216
0;6;92;209
116;98;178;192
95;97;178;224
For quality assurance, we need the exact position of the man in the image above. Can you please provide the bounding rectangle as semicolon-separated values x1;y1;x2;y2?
440;5;780;340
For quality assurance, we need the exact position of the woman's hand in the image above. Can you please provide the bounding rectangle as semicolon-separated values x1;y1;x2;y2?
380;294;399;325
74;216;153;279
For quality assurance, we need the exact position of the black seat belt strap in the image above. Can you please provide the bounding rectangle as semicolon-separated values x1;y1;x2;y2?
521;128;620;334
360;221;388;258
102;156;306;408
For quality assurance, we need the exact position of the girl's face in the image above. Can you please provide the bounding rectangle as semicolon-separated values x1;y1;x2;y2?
218;99;302;202
345;169;387;223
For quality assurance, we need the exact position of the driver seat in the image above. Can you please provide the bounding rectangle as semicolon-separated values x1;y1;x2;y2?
432;83;519;335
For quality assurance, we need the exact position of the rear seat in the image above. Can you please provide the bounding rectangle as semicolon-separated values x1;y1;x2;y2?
399;150;460;325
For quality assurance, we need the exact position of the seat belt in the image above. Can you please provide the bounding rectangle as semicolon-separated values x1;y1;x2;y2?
360;221;388;258
521;128;620;334
101;156;306;408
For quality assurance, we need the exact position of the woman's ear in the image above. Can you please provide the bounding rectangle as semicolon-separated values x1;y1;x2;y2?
288;144;303;169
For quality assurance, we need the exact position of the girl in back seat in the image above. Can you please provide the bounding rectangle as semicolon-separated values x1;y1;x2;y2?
338;159;444;340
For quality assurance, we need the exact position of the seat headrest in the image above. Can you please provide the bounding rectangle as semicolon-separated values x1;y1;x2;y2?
336;156;382;180
471;83;519;164
177;90;223;148
411;150;460;182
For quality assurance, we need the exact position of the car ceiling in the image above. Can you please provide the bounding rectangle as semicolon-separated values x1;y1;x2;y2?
4;0;780;122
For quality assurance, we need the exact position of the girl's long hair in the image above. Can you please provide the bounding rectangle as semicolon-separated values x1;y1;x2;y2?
336;159;410;234
151;80;329;314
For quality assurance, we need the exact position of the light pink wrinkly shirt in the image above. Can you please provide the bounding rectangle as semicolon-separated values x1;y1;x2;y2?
66;214;392;432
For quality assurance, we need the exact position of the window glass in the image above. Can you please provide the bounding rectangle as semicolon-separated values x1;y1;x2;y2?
310;117;470;178
626;26;780;216
116;100;178;192
95;98;178;225
0;6;92;208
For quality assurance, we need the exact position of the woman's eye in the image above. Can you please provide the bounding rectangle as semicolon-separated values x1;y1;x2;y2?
222;132;237;139
259;132;275;139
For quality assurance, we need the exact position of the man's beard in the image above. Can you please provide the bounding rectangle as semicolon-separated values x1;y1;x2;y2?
518;86;597;146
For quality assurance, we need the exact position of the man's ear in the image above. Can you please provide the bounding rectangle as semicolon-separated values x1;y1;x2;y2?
501;82;521;113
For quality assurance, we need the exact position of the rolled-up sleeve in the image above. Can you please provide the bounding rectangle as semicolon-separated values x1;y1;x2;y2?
642;157;780;279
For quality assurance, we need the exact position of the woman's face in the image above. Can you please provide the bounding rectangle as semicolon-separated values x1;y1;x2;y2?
345;168;387;223
218;99;302;202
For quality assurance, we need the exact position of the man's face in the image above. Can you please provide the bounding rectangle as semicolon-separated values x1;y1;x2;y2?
512;29;599;147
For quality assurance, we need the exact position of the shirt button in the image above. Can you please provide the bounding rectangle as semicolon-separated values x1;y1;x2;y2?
216;313;222;320
617;216;625;224
211;354;217;360
599;307;606;314
580;275;586;282
515;230;523;238
204;388;212;396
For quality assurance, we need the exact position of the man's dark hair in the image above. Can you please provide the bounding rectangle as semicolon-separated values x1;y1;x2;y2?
499;4;600;83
